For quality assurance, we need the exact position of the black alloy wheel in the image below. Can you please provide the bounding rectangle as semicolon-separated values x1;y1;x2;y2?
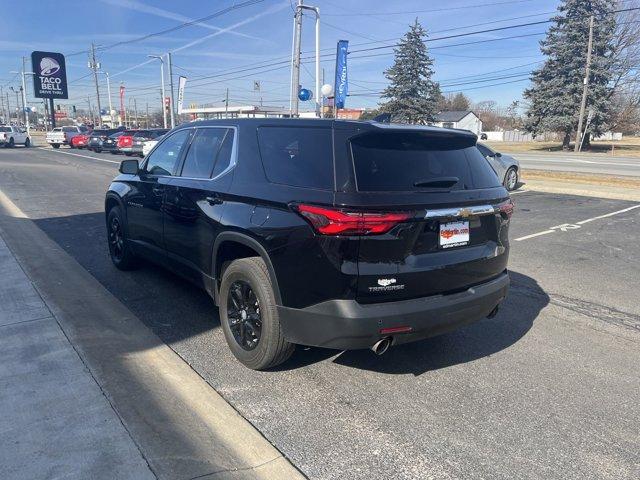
109;215;124;262
227;280;262;351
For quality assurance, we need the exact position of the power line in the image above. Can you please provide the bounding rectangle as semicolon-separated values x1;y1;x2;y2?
324;0;538;17
65;0;263;57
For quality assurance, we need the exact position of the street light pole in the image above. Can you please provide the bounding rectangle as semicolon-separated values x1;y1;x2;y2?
148;55;167;128
97;72;114;127
290;2;321;118
167;52;176;128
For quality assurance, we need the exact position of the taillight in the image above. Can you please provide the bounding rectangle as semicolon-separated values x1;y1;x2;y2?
118;135;132;147
294;204;413;236
497;199;514;219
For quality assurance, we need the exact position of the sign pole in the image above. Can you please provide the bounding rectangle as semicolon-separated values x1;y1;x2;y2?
49;98;55;128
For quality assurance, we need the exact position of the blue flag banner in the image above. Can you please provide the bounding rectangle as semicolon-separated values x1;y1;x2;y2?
334;40;348;109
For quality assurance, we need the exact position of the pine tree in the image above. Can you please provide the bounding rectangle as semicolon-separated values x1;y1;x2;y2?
380;19;441;124
524;0;616;149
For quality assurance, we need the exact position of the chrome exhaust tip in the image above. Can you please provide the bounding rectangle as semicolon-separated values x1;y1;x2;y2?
371;337;392;356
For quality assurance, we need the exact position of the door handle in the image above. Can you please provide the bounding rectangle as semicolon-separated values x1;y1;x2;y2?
205;196;223;205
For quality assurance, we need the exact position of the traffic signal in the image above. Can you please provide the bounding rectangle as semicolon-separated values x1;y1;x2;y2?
72;105;76;113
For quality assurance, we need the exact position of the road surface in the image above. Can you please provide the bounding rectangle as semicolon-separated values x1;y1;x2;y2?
511;151;640;177
1;146;638;480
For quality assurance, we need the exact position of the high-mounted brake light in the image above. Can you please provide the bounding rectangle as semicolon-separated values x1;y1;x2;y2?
295;204;412;235
497;199;514;219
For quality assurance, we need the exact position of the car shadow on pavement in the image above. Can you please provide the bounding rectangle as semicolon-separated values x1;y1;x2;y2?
328;271;549;376
34;212;548;376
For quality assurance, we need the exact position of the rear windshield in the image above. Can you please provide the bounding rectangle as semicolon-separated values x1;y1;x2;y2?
257;126;333;190
350;131;500;191
91;129;109;136
0;127;11;132
63;127;77;132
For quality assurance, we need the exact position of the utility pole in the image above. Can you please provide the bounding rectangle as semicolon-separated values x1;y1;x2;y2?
6;92;10;124
575;15;594;152
146;102;149;128
21;57;31;133
89;43;103;127
225;88;229;118
134;98;138;127
290;0;303;116
167;52;176;128
0;87;5;123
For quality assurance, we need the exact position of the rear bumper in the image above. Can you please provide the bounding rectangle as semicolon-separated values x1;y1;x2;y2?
278;272;509;350
119;145;143;154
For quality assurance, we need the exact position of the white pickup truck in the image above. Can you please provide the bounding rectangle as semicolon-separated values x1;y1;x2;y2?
0;125;31;148
46;125;88;149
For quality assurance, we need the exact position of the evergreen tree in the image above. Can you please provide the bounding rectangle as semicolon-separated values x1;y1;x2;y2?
524;0;616;149
380;19;441;124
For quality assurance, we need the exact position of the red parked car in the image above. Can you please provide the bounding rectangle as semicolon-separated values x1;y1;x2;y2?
71;133;90;149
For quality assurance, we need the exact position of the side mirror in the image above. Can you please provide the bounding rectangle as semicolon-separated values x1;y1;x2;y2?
119;159;139;175
495;152;502;158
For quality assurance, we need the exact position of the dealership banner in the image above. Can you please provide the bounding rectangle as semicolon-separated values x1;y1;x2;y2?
177;76;187;114
334;40;348;109
31;51;69;99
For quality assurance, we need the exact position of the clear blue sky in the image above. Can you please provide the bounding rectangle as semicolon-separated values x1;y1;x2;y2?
0;0;561;113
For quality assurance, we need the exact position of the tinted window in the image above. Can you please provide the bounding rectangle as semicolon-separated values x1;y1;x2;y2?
0;127;11;132
109;132;124;138
63;127;77;132
91;129;108;136
476;144;493;157
211;129;234;178
351;132;500;191
180;128;227;179
144;129;191;176
257;127;333;190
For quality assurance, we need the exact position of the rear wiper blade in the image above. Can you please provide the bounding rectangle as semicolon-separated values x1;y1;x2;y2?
413;177;459;188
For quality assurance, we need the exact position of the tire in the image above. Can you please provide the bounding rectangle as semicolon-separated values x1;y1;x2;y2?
504;167;518;191
8;138;14;148
69;143;74;149
107;206;138;270
220;257;294;370
24;138;30;148
125;152;133;156
94;148;102;153
52;144;60;149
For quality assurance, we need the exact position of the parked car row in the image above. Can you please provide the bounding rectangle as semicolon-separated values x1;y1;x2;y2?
44;126;168;157
86;128;168;157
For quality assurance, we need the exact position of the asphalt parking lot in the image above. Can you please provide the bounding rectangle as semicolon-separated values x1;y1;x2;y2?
1;146;638;480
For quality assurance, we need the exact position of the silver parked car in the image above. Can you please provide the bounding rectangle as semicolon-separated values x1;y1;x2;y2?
477;143;520;191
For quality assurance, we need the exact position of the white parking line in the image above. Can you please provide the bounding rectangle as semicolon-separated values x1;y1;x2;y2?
514;204;640;242
38;147;120;164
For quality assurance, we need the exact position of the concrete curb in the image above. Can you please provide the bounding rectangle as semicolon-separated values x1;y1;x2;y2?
0;191;306;480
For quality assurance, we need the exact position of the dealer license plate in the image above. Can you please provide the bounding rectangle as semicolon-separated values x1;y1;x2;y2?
439;221;470;248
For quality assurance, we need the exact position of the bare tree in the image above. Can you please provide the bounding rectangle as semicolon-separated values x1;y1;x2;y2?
609;4;640;133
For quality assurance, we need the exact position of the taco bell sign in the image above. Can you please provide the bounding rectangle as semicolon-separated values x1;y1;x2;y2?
31;51;69;99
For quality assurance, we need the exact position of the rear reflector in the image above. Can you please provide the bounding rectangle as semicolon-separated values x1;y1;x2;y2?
380;326;413;335
294;204;412;236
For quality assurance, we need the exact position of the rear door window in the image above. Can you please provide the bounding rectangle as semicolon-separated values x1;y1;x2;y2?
180;128;230;179
350;131;500;191
257;127;333;190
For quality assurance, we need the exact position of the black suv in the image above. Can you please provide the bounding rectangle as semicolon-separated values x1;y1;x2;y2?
105;119;512;370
